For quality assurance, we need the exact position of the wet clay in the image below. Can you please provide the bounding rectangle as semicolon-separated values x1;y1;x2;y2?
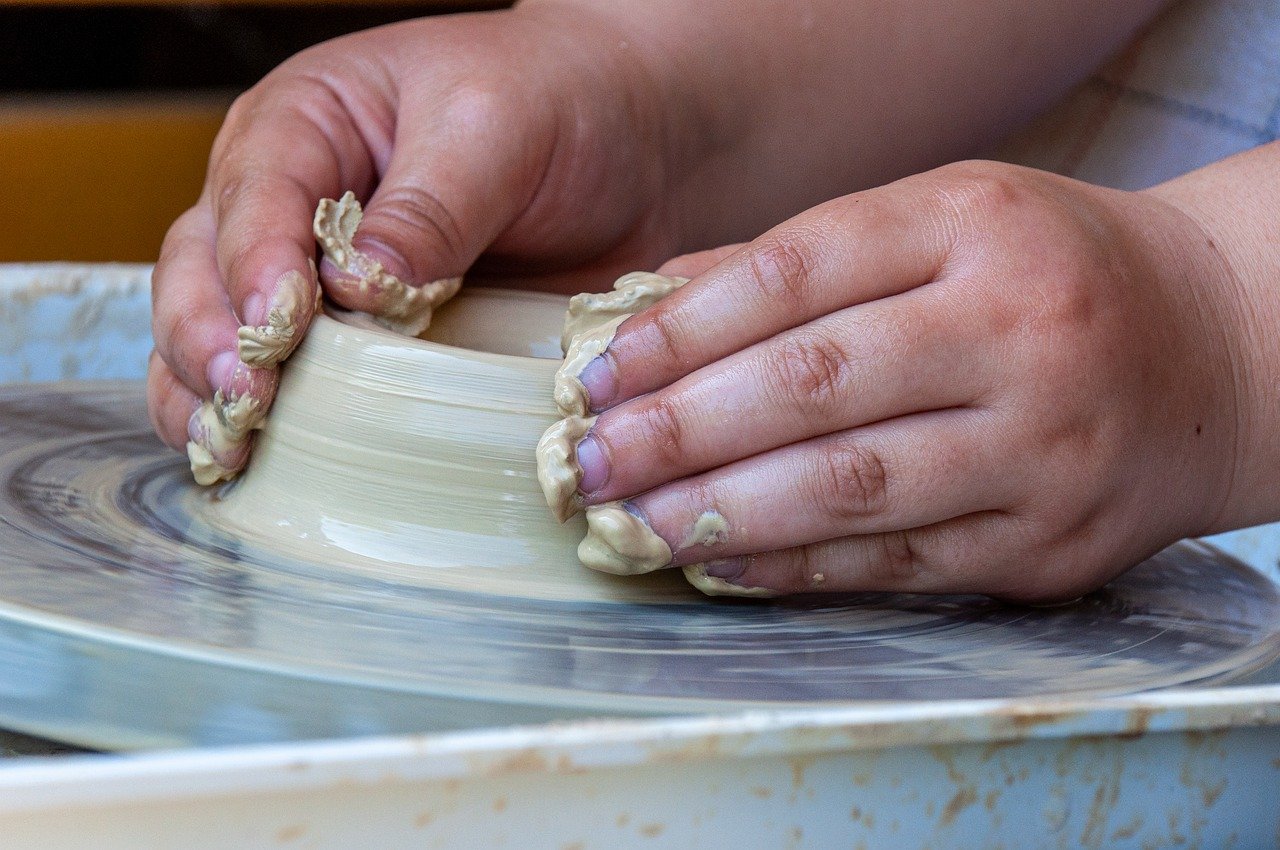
536;415;595;523
236;267;320;368
682;564;781;598
188;193;464;486
186;391;264;486
538;272;765;596
680;510;730;549
313;192;462;337
203;286;696;605
578;503;674;575
536;272;688;520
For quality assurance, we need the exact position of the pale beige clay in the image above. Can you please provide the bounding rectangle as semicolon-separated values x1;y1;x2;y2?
314;192;462;337
682;565;781;598
188;267;321;485
538;273;768;597
535;415;595;523
577;503;673;575
559;272;689;353
189;193;466;486
237;266;320;368
186;391;266;486
680;510;730;549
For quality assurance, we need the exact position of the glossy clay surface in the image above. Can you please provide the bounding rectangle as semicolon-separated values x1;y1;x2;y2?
206;288;693;604
0;289;1278;747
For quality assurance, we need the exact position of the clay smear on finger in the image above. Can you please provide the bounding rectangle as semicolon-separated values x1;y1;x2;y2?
535;415;595;523
314;192;462;337
186;390;266;485
681;564;780;598
537;272;688;523
552;273;690;417
237;265;321;368
577;502;673;575
678;513;780;597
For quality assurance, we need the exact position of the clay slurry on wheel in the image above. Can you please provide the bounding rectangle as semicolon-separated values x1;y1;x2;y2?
0;382;1278;748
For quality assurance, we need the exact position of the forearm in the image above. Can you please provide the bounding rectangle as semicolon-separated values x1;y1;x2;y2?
1146;141;1280;532
519;0;1167;248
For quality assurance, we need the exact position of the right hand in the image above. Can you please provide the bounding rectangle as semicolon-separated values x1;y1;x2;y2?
148;5;692;476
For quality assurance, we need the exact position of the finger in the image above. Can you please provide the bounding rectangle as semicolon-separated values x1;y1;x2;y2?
319;87;553;325
575;174;958;411
146;350;201;450
152;205;280;402
579;284;992;502
208;75;361;348
655;243;745;279
681;512;1013;598
622;408;1016;567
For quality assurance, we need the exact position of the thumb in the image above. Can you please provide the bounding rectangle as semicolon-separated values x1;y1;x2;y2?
316;92;550;334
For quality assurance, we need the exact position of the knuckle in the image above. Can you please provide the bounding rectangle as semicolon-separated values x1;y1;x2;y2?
160;308;203;363
637;394;690;469
770;330;853;417
811;438;890;520
873;530;921;584
366;184;467;269
765;547;817;594
929;161;1033;243
644;306;691;371
745;233;816;312
212;166;257;220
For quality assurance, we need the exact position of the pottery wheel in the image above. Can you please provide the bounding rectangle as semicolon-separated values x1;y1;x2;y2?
0;381;1278;749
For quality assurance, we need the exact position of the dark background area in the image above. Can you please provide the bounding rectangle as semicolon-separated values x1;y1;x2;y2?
0;4;503;92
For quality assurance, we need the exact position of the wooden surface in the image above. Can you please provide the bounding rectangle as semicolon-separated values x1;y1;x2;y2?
0;94;230;262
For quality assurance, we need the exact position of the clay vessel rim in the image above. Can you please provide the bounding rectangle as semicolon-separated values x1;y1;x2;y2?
324;286;567;367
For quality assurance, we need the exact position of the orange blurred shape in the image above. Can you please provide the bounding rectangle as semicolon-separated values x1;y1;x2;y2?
0;94;231;262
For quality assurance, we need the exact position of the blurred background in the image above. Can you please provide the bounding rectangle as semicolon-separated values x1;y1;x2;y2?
0;0;501;262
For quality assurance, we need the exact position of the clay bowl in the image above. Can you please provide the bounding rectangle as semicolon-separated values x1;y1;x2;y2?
202;288;695;603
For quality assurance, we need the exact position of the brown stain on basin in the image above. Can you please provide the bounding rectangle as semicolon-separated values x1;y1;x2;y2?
940;785;978;827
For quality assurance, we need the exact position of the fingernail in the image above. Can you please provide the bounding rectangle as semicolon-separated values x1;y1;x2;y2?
186;405;206;445
576;433;608;494
578;356;616;412
702;558;746;581
238;269;317;368
206;350;241;395
241;291;267;328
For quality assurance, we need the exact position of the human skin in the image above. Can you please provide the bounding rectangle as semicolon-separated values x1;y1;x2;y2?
578;145;1280;600
147;0;1164;474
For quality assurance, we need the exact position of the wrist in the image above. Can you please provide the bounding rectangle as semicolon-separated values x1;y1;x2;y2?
514;0;781;249
510;1;738;254
1142;155;1280;533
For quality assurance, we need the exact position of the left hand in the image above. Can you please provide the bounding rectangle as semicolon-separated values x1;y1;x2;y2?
568;160;1247;601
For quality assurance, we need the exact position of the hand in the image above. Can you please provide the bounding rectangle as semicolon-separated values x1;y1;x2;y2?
148;6;690;478
568;161;1246;601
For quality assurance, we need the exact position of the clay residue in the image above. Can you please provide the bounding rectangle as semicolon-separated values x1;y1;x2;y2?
552;315;625;418
679;510;729;549
559;272;688;353
578;503;673;575
681;564;780;598
535;415;595;523
236;266;320;368
541;273;786;598
537;271;688;524
314;192;462;337
186;390;265;486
